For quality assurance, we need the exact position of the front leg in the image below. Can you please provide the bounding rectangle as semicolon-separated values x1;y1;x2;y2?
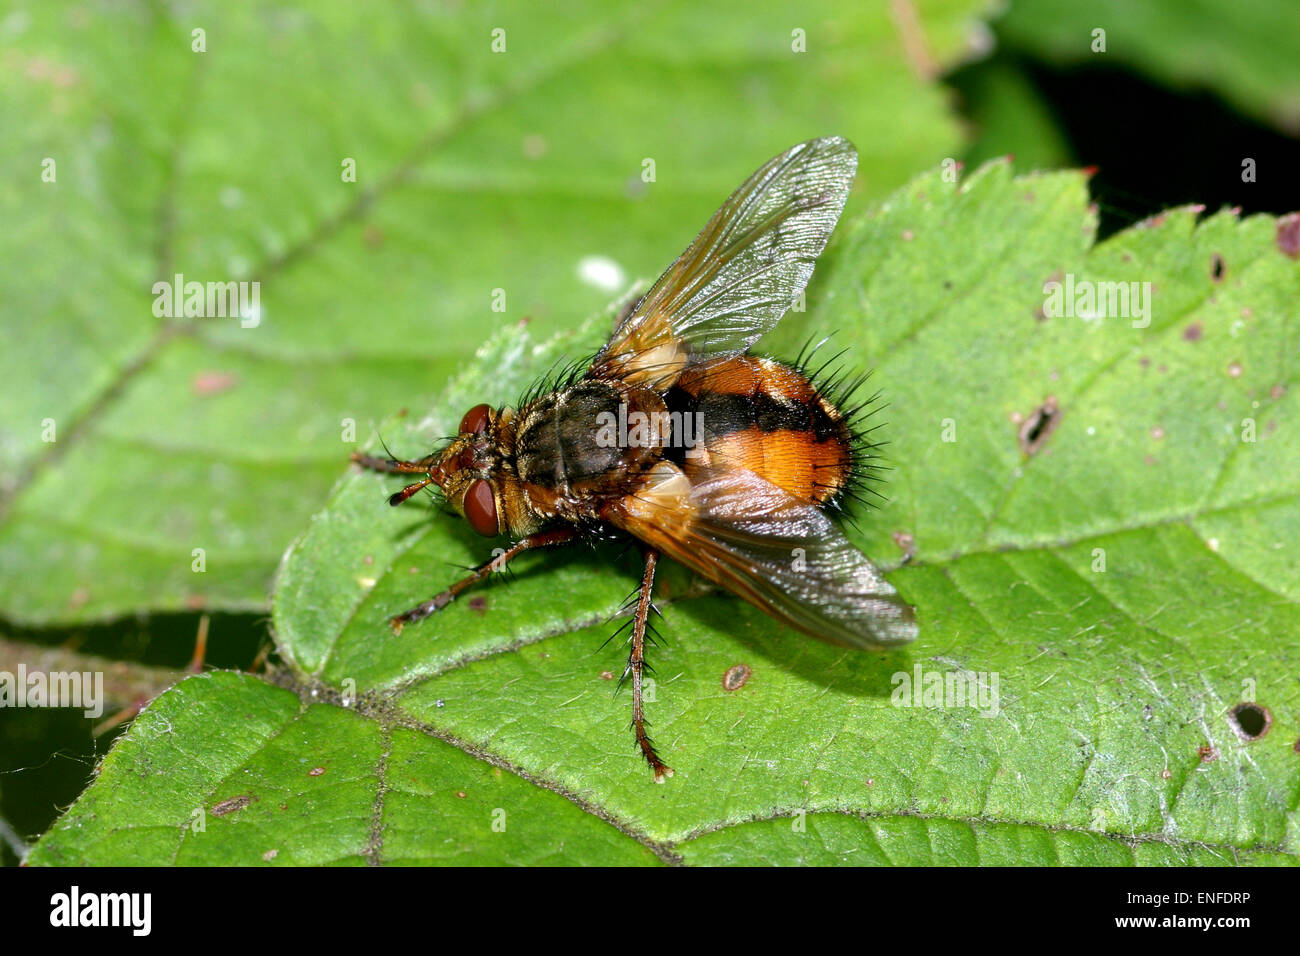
390;528;578;634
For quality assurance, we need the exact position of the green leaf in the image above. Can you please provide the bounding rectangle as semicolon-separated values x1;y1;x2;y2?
31;161;1300;865
994;0;1300;134
0;0;988;625
29;671;664;865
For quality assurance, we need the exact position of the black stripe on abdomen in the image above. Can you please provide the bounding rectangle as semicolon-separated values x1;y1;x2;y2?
666;387;842;444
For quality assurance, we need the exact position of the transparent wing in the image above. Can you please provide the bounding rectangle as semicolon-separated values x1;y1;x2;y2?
589;136;858;390
606;464;917;649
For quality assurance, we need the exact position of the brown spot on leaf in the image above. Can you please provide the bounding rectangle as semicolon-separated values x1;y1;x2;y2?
1160;768;1172;780
599;670;614;681
892;531;917;564
522;133;547;159
1197;745;1219;763
467;596;487;614
193;370;239;396
1183;321;1203;341
212;794;256;816
1277;213;1300;258
20;55;80;89
308;767;326;777
722;664;752;692
1018;397;1061;456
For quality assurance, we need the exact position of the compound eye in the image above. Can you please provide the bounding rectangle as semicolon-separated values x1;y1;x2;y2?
459;403;491;435
462;479;499;537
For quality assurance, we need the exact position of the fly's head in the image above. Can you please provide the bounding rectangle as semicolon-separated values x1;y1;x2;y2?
422;403;511;537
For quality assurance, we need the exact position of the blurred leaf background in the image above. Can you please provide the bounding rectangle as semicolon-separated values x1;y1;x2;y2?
2;0;1298;865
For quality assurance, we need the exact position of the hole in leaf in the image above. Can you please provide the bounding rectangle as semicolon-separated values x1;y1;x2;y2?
1210;253;1226;282
1018;397;1061;456
1229;702;1271;740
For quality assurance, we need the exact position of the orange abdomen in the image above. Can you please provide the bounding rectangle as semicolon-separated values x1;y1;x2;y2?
666;356;853;507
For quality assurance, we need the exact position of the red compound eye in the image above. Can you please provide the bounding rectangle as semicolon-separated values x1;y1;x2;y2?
459;403;491;435
462;479;499;537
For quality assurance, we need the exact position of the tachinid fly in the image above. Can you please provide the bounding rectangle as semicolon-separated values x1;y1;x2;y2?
353;136;919;781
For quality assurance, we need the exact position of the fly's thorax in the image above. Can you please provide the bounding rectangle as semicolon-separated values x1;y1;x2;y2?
512;380;668;519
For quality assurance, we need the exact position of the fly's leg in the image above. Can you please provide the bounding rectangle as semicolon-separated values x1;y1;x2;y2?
390;528;577;634
620;548;673;782
351;452;436;474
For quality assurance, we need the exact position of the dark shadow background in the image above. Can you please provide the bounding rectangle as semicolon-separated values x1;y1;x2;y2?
948;51;1300;239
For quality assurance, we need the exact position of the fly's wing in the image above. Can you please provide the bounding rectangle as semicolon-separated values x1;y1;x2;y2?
605;464;917;649
589;136;858;390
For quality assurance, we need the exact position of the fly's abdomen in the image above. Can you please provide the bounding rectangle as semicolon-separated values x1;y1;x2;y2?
667;356;853;507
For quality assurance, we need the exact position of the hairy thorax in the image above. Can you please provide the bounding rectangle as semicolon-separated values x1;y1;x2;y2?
511;380;668;527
